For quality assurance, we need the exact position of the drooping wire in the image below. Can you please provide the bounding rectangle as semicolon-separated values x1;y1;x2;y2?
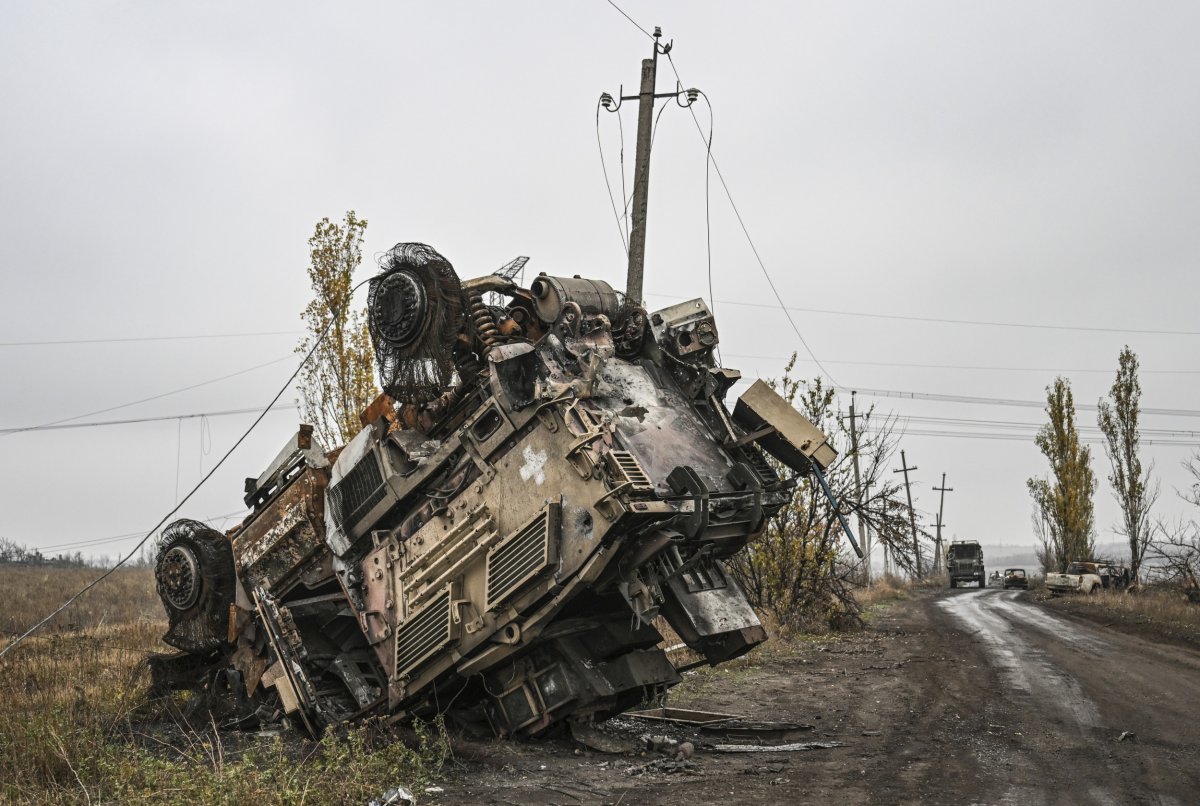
618;93;674;228
694;89;720;365
665;51;842;389
174;417;183;503
0;279;369;660
596;96;630;256
617;105;629;245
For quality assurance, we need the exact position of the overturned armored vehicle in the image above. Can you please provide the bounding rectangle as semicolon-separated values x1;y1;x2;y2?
150;243;842;738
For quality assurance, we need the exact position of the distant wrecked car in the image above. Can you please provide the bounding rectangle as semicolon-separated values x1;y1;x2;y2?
1002;568;1028;590
1045;560;1129;595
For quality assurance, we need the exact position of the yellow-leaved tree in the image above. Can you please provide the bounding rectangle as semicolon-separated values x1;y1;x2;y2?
296;211;378;449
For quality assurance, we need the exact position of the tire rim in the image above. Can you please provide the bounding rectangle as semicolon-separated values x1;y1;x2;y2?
160;545;201;610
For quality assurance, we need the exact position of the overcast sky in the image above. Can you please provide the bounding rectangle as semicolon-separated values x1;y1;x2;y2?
3;1;1199;567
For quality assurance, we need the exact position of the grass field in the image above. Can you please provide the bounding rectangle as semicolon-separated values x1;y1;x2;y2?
1041;585;1200;649
0;565;447;805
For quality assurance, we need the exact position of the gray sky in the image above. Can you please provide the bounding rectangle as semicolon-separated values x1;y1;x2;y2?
3;1;1200;565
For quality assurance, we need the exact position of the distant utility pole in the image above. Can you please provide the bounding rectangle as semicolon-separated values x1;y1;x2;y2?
933;473;953;573
600;27;697;305
846;392;869;584
894;450;921;577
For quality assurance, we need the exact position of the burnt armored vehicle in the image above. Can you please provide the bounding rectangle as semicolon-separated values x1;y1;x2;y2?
150;243;842;738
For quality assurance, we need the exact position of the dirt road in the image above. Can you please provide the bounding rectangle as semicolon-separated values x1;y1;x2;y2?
437;589;1200;805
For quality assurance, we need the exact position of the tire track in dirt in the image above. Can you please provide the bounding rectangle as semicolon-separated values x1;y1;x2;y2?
934;588;1200;805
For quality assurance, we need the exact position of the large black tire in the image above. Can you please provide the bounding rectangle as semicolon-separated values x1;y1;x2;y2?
950;578;957;589
155;519;236;653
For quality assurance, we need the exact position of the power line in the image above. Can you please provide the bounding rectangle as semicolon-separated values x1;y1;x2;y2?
603;0;654;40
662;51;841;388
0;404;294;435
646;291;1200;338
893;413;1200;438
865;425;1200;448
596;96;630;255
0;330;300;348
0;354;296;438
0;279;353;661
854;387;1200;418
10;510;249;554
722;352;1200;376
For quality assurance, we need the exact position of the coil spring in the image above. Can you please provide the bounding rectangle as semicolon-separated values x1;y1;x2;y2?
470;294;499;349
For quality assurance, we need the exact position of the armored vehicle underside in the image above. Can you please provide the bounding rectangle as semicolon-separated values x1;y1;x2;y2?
150;243;838;738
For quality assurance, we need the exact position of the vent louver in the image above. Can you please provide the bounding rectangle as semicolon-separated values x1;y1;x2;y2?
328;452;386;530
394;587;453;677
607;451;653;491
486;504;560;610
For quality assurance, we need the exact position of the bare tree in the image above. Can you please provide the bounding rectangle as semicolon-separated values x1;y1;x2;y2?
727;355;928;630
1032;508;1055;573
1147;518;1200;592
1097;346;1158;583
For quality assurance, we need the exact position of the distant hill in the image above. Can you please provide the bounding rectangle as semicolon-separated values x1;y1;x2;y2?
977;541;1131;573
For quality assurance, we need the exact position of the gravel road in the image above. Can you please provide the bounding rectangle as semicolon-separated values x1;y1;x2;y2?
437;588;1200;805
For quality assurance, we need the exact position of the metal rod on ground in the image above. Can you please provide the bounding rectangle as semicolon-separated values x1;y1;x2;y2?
894;450;921;577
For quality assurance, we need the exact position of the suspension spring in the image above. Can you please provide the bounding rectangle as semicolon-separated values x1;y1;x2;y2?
470;294;499;350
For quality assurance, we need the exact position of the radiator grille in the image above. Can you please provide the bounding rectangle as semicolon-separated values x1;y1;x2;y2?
486;506;557;610
394;588;453;677
328;453;386;530
607;451;653;491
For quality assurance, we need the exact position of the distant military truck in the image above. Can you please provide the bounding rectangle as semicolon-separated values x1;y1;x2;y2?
947;540;985;588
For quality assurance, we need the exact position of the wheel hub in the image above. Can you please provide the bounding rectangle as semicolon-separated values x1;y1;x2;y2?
159;544;200;610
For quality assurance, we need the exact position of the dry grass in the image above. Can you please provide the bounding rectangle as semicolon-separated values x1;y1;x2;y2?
852;576;912;614
1044;586;1200;648
0;566;447;804
0;565;160;636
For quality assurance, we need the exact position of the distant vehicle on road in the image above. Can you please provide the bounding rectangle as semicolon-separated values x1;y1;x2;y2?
1045;560;1130;595
1003;568;1028;589
947;540;986;589
989;570;1002;586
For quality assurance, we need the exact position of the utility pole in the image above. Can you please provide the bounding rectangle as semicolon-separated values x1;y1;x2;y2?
600;28;695;306
625;29;660;307
846;392;869;583
893;450;921;577
933;473;953;573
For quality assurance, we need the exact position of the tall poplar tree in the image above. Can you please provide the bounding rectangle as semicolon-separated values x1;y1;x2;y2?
1027;377;1096;571
1097;346;1157;582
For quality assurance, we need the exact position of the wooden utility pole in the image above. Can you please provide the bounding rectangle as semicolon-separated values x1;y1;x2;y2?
846;392;869;583
933;473;953;573
894;451;921;576
625;28;662;306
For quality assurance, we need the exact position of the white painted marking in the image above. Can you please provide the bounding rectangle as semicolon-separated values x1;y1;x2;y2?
519;445;547;485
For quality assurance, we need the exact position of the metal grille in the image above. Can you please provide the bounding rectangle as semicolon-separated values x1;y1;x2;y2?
486;508;555;610
743;446;779;485
607;451;653;490
328;453;386;530
394;587;453;676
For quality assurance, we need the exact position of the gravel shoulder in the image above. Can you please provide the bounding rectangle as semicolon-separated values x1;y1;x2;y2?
430;589;1200;805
